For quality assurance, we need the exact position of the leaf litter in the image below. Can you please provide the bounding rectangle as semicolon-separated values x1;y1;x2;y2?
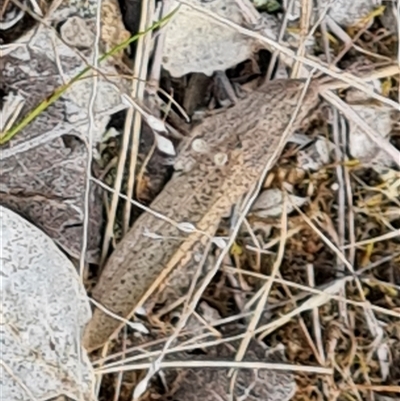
1;0;400;400
1;205;95;400
0;0;130;263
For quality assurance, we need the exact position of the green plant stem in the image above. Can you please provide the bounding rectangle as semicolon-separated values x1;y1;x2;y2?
0;7;178;145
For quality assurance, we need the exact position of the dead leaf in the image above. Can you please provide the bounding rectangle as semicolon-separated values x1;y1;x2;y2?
347;96;393;167
0;1;129;262
147;339;296;401
251;189;308;217
154;132;176;156
297;137;333;171
289;0;382;27
162;0;278;77
1;205;95;401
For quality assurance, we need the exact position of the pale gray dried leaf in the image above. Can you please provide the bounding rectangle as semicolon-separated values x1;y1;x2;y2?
297;137;333;171
325;0;381;27
0;1;129;263
0;206;95;401
148;340;296;401
146;115;168;133
290;0;381;27
289;133;314;147
348;102;393;166
251;188;307;217
162;0;278;77
154;132;176;156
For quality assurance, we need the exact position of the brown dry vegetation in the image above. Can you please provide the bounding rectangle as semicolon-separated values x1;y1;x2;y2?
90;2;400;400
